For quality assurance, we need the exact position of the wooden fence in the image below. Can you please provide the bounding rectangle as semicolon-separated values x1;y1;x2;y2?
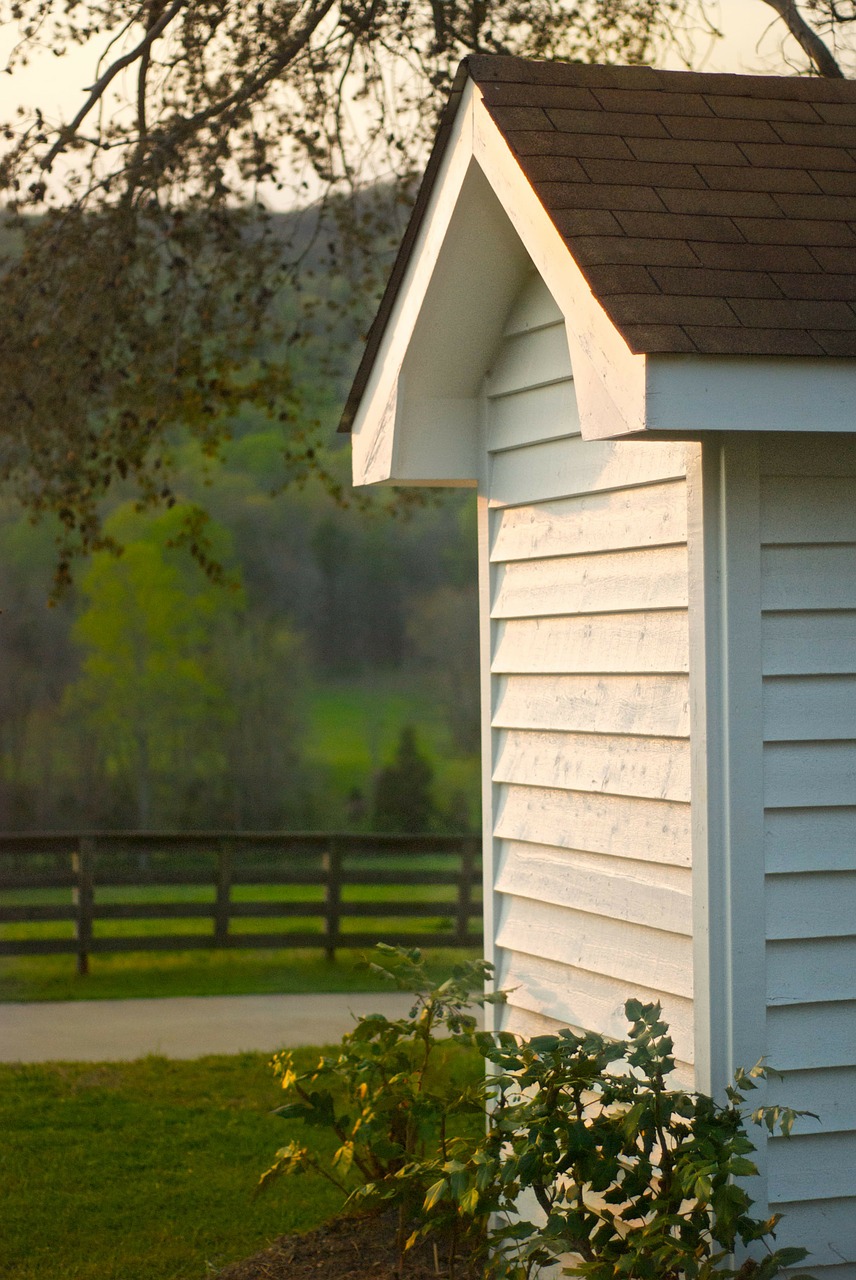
0;831;482;974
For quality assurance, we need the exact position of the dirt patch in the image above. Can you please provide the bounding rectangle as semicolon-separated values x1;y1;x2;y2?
215;1212;484;1280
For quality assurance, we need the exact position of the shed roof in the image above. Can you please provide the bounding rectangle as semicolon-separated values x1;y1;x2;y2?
472;57;856;359
342;57;856;432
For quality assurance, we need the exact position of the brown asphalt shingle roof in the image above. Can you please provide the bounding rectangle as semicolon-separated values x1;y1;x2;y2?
341;57;856;431
471;56;856;357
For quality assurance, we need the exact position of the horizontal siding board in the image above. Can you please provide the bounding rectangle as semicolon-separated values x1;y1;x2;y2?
768;1002;856;1071
494;784;692;866
761;435;856;478
763;611;856;675
492;612;689;674
489;480;688;562
488;379;580;451
766;871;856;940
494;728;691;802
768;1132;856;1204
763;675;856;742
486;322;572;397
488;436;688;508
503;273;563;336
766;1067;856;1136
764;742;856;808
493;673;690;738
761;475;856;544
766;1198;856;1267
762;544;856;610
768;938;856;1005
491;545;688;618
495;840;692;934
496;895;693;999
765;807;856;874
495;948;695;1066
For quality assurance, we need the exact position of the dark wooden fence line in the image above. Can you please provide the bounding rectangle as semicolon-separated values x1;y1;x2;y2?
0;831;483;974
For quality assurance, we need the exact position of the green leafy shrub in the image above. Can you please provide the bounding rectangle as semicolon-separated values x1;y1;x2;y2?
260;950;813;1280
258;945;500;1268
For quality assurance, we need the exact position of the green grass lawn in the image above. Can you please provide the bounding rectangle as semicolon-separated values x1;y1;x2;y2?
0;1050;346;1280
0;945;481;1002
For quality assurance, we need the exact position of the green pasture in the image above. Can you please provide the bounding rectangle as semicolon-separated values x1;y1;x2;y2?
0;1050;344;1280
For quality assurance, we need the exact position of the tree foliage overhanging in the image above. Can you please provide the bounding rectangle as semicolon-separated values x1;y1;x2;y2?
0;0;854;584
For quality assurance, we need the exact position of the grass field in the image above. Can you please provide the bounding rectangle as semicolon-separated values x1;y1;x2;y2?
0;945;481;1003
1;1050;345;1280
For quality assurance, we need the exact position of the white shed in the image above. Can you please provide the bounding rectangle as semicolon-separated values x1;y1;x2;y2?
342;58;856;1276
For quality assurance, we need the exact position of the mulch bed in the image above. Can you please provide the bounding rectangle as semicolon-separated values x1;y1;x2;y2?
216;1212;484;1280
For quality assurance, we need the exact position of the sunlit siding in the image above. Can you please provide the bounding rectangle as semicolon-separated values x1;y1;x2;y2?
759;436;856;1273
481;274;693;1073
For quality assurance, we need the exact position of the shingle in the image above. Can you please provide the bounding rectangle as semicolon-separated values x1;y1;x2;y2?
733;217;856;247
628;136;747;165
581;264;660;296
697;165;822;193
592;87;713;117
535;181;666;213
739;142;856;170
488;105;555;131
510;154;589;183
811;170;856;195
657;188;781;217
603;293;739;325
810;329;856;355
480;81;600;111
621;324;698;353
661;114;780;143
681;326;826;355
808;246;856;271
615;210;744;242
649;266;784;298
771;119;856;148
704;94;822;123
572;237;702;268
505;131;636;160
771;272;856;301
727;297;856;329
579;156;707;188
688;242;819;271
815;102;856;126
771;191;856;220
544;108;669;138
551;209;624;238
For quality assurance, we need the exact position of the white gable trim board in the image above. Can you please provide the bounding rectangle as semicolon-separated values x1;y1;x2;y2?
348;74;856;1277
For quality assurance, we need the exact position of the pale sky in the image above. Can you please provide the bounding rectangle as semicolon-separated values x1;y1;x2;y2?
0;1;844;208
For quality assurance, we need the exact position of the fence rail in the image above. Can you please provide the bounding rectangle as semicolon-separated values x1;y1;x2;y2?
0;831;483;974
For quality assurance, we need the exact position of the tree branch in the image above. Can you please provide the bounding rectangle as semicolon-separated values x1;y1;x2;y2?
40;0;189;171
758;0;846;75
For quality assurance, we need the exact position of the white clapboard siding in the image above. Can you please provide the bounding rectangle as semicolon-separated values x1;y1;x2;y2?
493;673;690;738
495;948;695;1067
768;938;856;1005
762;435;856;478
767;1002;856;1071
491;545;688;619
492;612;689;675
489;379;580;451
766;872;856;939
488;434;687;508
494;784;692;867
485;321;572;398
495;840;692;932
764;741;856;808
764;807;856;874
762;475;856;543
489;480;688;563
762;545;856;610
766;1066;856;1136
496;895;693;999
768;1199;856;1269
763;676;856;741
494;728;691;802
503;271;564;336
762;611;856;676
768;1132;856;1203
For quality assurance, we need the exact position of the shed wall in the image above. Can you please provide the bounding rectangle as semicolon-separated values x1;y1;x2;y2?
481;274;694;1071
758;435;856;1272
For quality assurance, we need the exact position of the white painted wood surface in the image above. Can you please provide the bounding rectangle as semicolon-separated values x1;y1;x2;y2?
767;1002;856;1072
488;379;580;452
490;545;688;618
494;727;691;802
492;673;690;737
492;612;690;675
765;807;856;874
488;434;687;508
763;676;856;741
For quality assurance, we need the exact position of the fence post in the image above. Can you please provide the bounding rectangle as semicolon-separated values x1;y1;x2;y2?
324;840;342;962
214;840;234;949
456;837;479;945
72;836;95;977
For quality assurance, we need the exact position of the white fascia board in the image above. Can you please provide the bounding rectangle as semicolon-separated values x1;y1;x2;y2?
350;84;480;487
646;354;856;435
471;95;647;441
